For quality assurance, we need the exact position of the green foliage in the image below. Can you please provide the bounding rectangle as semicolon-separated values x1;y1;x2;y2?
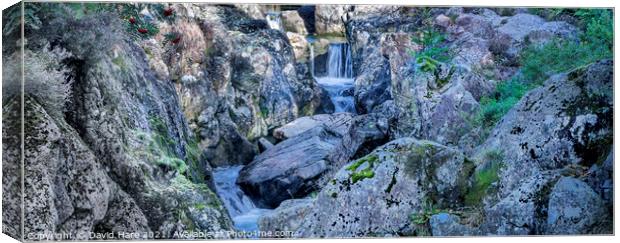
410;27;450;73
464;150;503;206
520;40;611;85
575;9;613;51
476;79;530;128
147;116;189;174
346;154;379;184
410;200;444;225
474;8;612;131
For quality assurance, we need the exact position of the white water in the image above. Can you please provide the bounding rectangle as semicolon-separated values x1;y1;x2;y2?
313;42;356;113
265;12;283;31
212;166;272;232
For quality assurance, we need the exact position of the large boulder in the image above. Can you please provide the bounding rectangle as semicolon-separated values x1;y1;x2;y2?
491;13;578;61
238;112;391;208
476;60;613;234
238;126;348;208
296;138;474;237
545;177;610;234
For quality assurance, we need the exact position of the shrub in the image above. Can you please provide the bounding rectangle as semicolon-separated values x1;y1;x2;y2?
43;5;124;62
2;45;73;118
410;27;451;73
474;9;613;131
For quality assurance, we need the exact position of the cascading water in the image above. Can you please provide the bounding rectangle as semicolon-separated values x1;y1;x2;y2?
313;42;356;113
265;11;283;31
213;166;272;232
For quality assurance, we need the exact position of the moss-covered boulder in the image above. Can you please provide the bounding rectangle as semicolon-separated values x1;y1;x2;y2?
296;138;473;237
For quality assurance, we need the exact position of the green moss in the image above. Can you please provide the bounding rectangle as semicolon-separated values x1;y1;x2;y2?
346;154;379;184
464;150;504;206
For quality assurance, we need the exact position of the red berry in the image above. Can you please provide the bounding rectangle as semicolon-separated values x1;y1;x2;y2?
163;8;174;17
128;17;136;24
137;28;148;34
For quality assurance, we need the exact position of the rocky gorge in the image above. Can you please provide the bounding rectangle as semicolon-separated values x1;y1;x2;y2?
1;3;613;240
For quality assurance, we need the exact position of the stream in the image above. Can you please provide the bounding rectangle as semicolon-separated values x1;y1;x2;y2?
212;14;356;233
212;166;272;232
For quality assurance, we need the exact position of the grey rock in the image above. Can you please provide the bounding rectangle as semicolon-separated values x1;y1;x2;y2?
238;112;391;208
296;138;473;237
259;199;314;233
258;137;275;152
430;213;477;236
273;113;353;140
238;126;347;208
315;5;350;35
282;10;308;35
546;177;611;234
476;60;613;235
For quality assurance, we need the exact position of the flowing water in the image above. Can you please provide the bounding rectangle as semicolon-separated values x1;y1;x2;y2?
313;42;356;113
212;41;356;235
265;12;283;31
212;166;272;232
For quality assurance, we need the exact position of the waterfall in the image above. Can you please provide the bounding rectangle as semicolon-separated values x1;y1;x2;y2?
314;42;356;113
326;43;353;79
213;166;272;232
265;11;282;31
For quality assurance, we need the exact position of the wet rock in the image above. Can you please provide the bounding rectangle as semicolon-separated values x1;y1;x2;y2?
239;112;390;208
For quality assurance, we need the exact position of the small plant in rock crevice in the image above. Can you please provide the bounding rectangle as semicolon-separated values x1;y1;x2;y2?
409;27;451;74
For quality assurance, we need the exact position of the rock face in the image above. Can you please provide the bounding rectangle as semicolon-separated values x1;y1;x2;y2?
315;5;350;35
346;7;418;113
296;138;473;237
3;98;148;240
2;4;243;239
148;4;330;166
